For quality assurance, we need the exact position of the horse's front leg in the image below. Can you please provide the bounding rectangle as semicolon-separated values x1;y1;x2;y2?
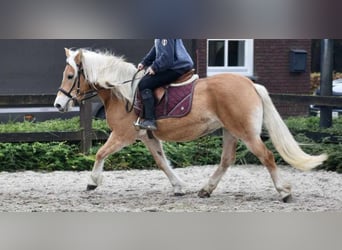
141;135;186;196
87;132;133;191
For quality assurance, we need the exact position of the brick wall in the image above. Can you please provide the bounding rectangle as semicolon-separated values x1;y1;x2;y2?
254;39;312;117
193;39;207;78
193;39;312;117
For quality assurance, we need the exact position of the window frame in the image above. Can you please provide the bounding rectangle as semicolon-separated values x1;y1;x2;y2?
207;39;254;77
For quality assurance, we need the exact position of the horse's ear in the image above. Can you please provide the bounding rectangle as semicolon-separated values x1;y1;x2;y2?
64;48;70;57
75;49;83;64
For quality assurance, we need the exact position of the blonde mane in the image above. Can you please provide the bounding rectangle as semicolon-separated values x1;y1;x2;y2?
68;48;141;103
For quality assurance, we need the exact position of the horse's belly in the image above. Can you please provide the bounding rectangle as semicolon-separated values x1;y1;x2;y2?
155;116;222;142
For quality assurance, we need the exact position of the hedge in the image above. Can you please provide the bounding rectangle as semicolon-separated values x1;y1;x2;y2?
0;117;341;173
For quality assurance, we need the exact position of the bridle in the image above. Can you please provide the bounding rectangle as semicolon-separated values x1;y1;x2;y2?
58;62;142;112
58;63;98;102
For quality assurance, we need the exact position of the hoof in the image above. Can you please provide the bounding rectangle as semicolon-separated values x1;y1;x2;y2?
86;184;98;191
174;192;185;197
281;193;292;203
198;189;211;198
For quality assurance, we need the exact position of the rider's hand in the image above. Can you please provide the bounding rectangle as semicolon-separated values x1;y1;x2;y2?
137;63;145;71
146;67;155;75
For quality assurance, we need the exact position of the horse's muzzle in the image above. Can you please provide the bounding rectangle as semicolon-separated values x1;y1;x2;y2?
54;95;71;113
54;103;64;112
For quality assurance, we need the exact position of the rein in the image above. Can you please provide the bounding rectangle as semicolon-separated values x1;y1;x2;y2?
125;69;142;113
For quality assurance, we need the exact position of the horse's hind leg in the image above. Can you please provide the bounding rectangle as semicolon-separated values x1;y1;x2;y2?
141;135;186;196
244;136;292;202
198;130;237;198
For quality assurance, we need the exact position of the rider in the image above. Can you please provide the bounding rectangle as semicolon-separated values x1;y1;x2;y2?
137;39;194;130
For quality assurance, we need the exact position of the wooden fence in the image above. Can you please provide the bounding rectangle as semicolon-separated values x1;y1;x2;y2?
0;95;107;154
0;94;342;154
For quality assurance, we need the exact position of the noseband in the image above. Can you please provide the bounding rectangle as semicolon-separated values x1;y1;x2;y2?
58;63;98;102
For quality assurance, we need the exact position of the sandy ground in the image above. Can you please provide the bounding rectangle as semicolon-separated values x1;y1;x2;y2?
0;165;341;212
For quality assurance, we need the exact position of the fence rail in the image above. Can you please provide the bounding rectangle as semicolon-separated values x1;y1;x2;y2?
270;93;342;106
0;94;55;107
0;93;341;153
0;95;101;153
2;93;341;108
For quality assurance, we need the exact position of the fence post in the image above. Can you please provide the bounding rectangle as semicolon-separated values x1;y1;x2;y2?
79;100;92;154
320;39;333;128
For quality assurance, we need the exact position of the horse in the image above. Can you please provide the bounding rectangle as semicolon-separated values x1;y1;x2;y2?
54;48;327;202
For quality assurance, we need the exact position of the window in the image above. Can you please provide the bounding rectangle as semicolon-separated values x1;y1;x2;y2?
207;39;254;76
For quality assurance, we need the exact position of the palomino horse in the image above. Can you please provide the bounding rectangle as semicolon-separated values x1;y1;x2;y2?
54;48;327;202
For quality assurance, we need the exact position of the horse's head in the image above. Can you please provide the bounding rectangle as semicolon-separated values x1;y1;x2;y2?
54;48;94;112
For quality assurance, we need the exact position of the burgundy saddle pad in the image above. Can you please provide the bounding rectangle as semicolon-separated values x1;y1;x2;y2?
134;80;197;120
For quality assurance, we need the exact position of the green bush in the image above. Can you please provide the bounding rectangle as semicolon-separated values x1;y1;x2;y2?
285;116;342;134
0;117;80;133
0;117;110;133
0;116;341;173
0;142;93;172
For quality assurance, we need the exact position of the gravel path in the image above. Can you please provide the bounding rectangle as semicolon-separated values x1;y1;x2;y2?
0;165;341;212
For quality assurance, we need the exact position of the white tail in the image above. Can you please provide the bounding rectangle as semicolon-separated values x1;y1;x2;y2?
254;84;328;171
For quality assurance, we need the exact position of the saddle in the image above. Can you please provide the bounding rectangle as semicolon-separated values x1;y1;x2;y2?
134;69;199;120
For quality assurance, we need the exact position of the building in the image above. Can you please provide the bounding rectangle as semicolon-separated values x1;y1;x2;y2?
193;39;312;117
0;39;312;121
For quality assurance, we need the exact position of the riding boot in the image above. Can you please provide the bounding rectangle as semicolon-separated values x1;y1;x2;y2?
139;89;157;130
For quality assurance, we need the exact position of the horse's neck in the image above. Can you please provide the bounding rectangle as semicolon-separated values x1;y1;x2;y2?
97;88;123;108
83;54;140;104
109;69;143;104
83;53;136;86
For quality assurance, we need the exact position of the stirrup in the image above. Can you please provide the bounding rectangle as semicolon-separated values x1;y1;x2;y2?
135;118;157;131
133;117;142;131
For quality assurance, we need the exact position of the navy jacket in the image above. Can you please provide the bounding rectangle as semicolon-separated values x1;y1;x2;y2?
140;39;194;74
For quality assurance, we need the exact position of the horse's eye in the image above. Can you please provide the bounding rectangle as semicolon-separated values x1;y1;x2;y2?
67;75;74;80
